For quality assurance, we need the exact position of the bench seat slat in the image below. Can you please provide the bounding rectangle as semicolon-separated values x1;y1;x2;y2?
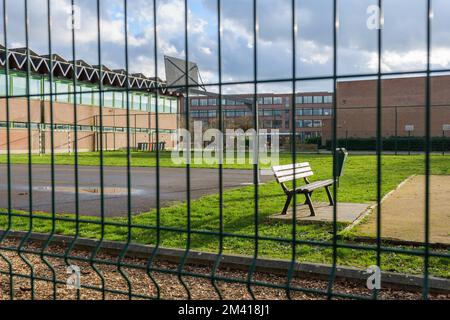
295;179;334;193
272;162;310;172
274;166;313;179
277;171;314;183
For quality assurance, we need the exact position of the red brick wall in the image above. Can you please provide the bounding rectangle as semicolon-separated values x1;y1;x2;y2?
322;75;450;142
0;98;178;154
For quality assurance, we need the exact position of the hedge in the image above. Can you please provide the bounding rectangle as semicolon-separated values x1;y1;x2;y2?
324;136;450;152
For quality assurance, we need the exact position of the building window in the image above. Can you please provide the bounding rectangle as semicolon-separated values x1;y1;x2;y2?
199;99;208;106
313;108;323;116
296;109;303;116
81;86;93;105
273;97;282;105
208;110;217;117
313;96;323;104
12;75;27;96
56;82;70;103
303;96;313;104
43;80;56;101
303;120;313;128
158;97;165;112
226;99;236;106
295;96;303;104
163;98;171;113
313;120;322;127
192;99;199;106
0;74;7;96
115;92;125;109
296;120;303;128
141;95;149;111
225;110;234;117
70;85;82;104
324;95;333;103
30;77;41;99
323;108;333;116
208;98;217;105
263;97;273;105
170;99;178;114
134;93;141;110
104;91;114;107
303;108;313;116
149;95;156;113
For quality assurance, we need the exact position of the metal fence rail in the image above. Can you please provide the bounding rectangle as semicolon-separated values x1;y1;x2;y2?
0;0;448;301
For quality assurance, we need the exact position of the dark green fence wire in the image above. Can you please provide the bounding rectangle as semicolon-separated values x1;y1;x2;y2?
0;0;447;301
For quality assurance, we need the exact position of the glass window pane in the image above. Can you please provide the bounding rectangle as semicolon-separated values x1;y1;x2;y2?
304;120;313;127
30;78;41;99
12;75;26;96
131;94;140;110
263;97;273;105
56;82;70;103
170;99;178;113
164;97;171;112
141;95;149;111
158;97;167;112
313;96;323;104
0;74;6;96
313;108;323;116
43;80;56;101
104;91;114;107
304;96;313;104
273;97;282;104
81;86;93;105
324;95;333;103
150;95;156;112
313;120;322;127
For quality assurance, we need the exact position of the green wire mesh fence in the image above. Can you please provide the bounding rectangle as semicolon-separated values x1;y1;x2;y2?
0;0;448;300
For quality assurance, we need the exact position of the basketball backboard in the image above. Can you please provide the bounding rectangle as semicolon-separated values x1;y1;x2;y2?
164;56;204;92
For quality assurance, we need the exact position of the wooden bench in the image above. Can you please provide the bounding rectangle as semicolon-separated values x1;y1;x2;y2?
272;162;334;216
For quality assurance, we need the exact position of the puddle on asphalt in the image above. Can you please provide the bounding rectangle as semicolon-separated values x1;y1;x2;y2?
31;186;139;195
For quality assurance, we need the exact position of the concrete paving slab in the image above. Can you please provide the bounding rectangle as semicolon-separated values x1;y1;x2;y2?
354;175;450;245
268;202;371;224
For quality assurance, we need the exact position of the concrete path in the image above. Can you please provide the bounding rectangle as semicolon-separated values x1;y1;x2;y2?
268;202;370;224
0;164;272;217
355;175;450;245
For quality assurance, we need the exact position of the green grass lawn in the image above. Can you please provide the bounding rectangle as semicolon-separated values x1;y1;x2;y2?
0;152;449;278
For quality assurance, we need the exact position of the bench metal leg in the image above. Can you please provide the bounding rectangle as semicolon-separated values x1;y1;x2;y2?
325;186;334;206
304;191;314;205
304;192;316;217
281;193;293;215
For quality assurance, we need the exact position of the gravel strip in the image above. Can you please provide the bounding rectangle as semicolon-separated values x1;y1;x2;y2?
0;239;448;300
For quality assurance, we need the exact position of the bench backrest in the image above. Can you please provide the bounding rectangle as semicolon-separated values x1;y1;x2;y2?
272;162;314;184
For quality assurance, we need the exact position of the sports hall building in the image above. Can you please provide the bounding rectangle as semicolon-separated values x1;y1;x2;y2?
0;46;180;154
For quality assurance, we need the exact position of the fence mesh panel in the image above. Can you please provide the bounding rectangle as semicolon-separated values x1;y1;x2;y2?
0;0;448;301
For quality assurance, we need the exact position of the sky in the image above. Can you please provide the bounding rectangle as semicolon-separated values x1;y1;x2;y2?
1;0;450;93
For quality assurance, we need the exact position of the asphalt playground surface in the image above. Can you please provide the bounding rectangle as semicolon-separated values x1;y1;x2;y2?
0;164;272;217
